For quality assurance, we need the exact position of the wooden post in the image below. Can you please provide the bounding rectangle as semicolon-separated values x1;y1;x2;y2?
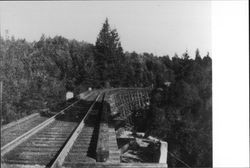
159;141;168;164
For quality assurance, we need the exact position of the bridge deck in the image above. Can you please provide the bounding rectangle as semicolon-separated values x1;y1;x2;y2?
1;89;167;168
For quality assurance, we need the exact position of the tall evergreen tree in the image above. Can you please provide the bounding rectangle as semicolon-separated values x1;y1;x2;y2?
195;48;202;63
95;18;124;87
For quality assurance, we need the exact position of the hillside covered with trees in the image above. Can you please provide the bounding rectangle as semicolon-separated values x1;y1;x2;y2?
0;19;212;167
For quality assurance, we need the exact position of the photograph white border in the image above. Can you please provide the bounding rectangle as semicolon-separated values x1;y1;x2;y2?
212;1;249;167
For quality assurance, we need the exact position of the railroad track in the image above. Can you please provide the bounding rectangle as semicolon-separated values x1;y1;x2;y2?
1;91;102;167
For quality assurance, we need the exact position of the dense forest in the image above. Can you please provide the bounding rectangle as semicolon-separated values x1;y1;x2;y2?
0;19;212;167
144;53;212;167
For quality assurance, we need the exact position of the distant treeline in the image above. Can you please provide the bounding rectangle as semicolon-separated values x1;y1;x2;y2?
0;19;211;167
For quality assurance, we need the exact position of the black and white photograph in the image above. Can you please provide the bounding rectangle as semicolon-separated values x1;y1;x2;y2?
0;1;249;168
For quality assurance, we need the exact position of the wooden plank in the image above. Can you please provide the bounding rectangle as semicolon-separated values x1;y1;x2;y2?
107;127;120;163
50;92;102;168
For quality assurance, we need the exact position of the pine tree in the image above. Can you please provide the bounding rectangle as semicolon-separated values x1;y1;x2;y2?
95;18;124;87
195;48;202;63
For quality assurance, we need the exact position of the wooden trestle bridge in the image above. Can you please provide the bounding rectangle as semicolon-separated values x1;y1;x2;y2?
1;88;168;168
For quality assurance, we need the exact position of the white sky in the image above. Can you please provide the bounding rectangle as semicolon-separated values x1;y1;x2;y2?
0;1;211;57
